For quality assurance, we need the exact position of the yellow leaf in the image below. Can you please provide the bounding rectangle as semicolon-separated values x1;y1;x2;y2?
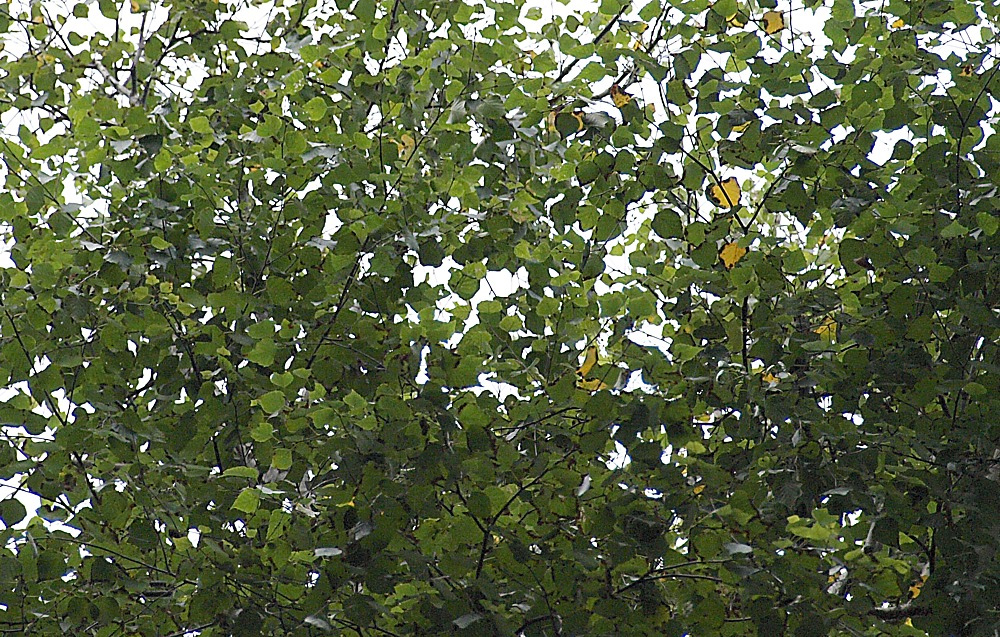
632;40;642;51
547;110;557;132
131;0;140;11
576;345;610;391
719;242;747;269
577;377;609;391
710;2;746;28
959;63;975;77
762;11;785;34
814;316;837;339
577;345;598;378
707;177;741;209
890;18;905;28
762;372;780;385
610;84;632;108
724;9;746;28
909;574;928;599
693;484;705;495
904;618;913;627
732;120;752;133
394;133;415;160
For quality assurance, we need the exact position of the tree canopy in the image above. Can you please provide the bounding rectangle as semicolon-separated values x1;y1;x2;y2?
0;0;998;635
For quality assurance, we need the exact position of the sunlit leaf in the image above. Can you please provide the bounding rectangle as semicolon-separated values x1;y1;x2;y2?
610;84;632;108
761;11;785;34
394;133;415;160
232;488;260;514
222;466;259;479
719;242;747;269
577;377;609;391
814;317;837;339
576;345;610;391
577;345;598;377
909;574;928;599
707;177;741;208
890;18;905;28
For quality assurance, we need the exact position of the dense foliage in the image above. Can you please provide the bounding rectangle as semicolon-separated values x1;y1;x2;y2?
0;0;997;634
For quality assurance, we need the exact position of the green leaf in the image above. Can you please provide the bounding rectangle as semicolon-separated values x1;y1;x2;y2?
232;488;260;514
251;421;275;442
940;220;969;237
303;97;327;121
6;1;999;632
256;391;285;414
247;339;277;366
343;390;367;412
977;212;998;235
271;448;293;470
651;210;682;239
189;116;213;135
576;160;599;184
222;466;259;480
0;499;27;525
